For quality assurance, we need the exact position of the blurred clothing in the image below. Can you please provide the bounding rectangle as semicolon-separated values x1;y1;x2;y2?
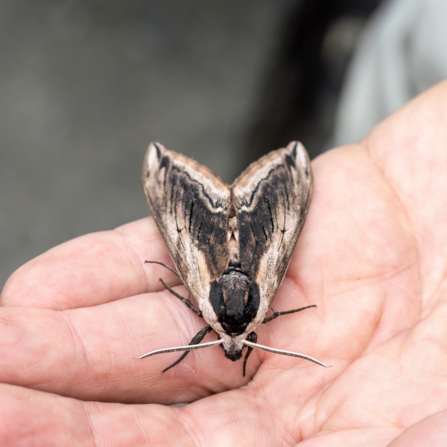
334;0;447;145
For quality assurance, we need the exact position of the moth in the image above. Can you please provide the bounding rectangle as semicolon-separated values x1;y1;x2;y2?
139;141;329;376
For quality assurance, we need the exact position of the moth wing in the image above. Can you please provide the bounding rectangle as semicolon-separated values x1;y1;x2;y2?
231;141;313;314
143;143;231;309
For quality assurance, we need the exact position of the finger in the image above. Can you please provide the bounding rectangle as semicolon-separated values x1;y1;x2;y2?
0;382;334;447
0;384;193;446
1;217;180;310
0;289;255;404
388;410;447;447
362;80;447;307
0;273;339;405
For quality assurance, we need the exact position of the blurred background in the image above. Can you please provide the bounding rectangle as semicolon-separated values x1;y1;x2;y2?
1;0;446;288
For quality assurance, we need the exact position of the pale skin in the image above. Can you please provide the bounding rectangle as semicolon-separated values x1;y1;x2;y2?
1;81;447;447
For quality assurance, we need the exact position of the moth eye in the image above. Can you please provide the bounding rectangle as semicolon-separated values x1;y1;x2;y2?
245;281;260;319
210;280;225;318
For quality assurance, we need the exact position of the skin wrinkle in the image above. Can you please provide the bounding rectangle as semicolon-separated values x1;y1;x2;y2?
360;295;389;352
361;138;446;318
279;271;326;341
90;353;119;398
278;367;331;444
382;278;419;310
110;227;154;296
340;292;373;332
285;268;317;307
410;201;432;233
329;158;413;284
58;311;93;392
371;395;407;430
100;309;132;393
188;367;218;402
217;396;268;443
130;406;150;447
402;318;447;383
172;353;218;402
253;385;301;446
343;210;404;276
171;364;202;402
133;290;171;359
311;378;337;433
360;141;423;282
80;400;99;447
421;274;447;317
328;267;416;356
293;242;327;292
120;219;162;246
337;343;414;428
327;261;417;298
174;407;201;447
0;319;22;360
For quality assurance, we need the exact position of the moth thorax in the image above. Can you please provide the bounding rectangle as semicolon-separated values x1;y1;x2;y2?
209;261;261;336
219;272;251;319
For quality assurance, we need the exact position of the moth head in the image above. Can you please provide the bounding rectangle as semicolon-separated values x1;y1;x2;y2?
209;260;260;336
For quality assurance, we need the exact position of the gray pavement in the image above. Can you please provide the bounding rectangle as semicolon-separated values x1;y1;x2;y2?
0;0;294;287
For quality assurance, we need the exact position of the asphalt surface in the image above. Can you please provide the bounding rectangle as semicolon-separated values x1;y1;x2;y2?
0;0;294;288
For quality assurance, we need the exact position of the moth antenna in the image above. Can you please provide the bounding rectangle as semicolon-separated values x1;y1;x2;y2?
144;260;180;277
242;340;330;368
138;339;224;359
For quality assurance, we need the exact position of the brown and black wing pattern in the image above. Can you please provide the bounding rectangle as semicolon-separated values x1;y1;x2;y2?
231;141;313;313
143;143;231;307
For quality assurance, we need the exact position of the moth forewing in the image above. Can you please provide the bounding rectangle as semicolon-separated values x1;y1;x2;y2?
142;142;230;314
231;141;313;312
141;141;327;375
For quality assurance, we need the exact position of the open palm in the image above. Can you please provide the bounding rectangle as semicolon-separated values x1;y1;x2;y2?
2;82;447;447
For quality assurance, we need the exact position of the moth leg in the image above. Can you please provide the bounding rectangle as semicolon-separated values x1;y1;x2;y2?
262;305;316;324
243;332;258;377
144;260;180;277
159;278;203;317
162;325;212;373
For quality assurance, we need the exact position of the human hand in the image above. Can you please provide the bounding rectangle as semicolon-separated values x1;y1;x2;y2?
2;81;447;446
